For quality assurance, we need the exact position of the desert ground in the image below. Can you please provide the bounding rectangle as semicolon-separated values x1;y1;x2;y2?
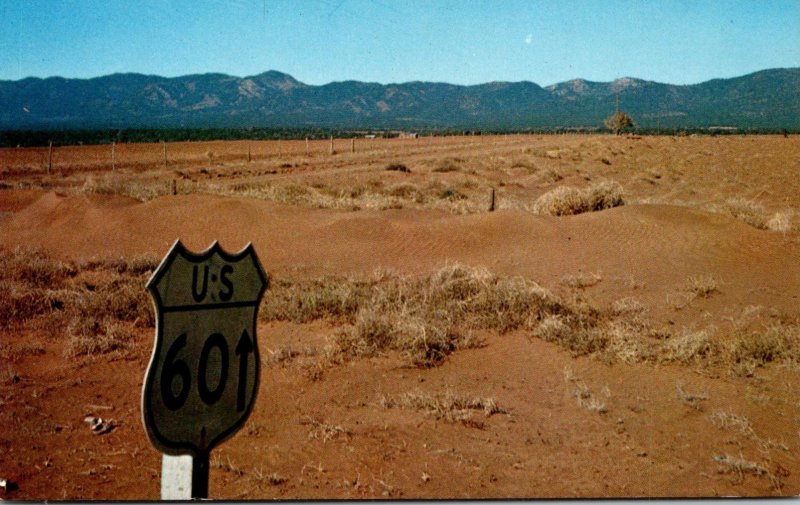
1;133;800;499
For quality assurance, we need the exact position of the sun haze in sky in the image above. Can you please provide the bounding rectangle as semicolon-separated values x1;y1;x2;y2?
1;0;797;86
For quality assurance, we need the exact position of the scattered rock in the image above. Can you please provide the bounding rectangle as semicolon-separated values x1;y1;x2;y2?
83;416;116;435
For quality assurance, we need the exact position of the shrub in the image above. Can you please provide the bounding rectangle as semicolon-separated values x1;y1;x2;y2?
532;181;624;216
584;181;625;211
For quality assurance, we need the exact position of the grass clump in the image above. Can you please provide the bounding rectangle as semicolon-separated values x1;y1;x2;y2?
563;367;608;413
765;210;792;233
661;329;719;364
723;198;769;229
0;281;72;328
685;274;719;298
385;162;411;173
64;317;136;357
0;247;75;287
727;323;797;368
532;181;624;216
380;389;505;425
432;157;464;173
723;198;793;232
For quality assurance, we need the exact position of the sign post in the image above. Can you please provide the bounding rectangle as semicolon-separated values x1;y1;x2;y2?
142;240;268;499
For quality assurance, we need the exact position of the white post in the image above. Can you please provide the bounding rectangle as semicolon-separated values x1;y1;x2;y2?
161;454;193;500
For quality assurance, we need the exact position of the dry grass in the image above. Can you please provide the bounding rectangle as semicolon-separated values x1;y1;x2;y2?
765;210;793;233
250;468;288;487
64;317;137;357
685;274;719;298
710;411;755;437
301;416;352;442
211;454;245;477
675;383;709;411
713;454;768;477
532;181;624;216
727;323;797;367
661;329;719;364
81;175;175;201
263;264;594;367
5;247;800;374
206;178;485;214
562;272;602;289
385;162;411;173
0;248;155;356
722;198;793;232
563;367;608;414
261;277;370;323
432;157;464;173
333;264;596;366
380;389;506;426
260;264;800;372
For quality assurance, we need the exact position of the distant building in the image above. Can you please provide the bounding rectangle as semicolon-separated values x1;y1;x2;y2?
708;126;738;132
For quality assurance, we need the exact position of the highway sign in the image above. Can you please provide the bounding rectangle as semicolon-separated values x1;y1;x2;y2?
142;240;268;459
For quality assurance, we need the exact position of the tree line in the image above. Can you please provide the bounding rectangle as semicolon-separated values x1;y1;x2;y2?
0;123;795;148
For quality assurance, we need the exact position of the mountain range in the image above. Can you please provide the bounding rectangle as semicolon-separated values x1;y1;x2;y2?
1;68;798;131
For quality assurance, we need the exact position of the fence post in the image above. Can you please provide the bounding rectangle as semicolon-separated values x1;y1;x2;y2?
351;137;355;153
329;136;335;155
162;141;168;168
247;143;251;162
112;141;116;171
489;187;496;212
305;137;309;156
47;140;53;174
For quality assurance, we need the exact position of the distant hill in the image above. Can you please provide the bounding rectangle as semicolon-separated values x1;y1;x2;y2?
1;68;798;131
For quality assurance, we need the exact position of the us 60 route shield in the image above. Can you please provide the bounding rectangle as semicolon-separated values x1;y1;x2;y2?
142;240;268;457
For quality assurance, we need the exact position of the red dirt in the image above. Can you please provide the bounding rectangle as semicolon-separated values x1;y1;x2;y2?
1;134;799;499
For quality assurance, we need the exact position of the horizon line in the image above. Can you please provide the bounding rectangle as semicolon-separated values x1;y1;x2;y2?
2;66;796;90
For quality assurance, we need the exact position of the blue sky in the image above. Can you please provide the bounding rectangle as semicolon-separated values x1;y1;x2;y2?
1;0;798;86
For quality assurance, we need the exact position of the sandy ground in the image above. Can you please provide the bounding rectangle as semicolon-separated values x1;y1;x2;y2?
1;134;799;499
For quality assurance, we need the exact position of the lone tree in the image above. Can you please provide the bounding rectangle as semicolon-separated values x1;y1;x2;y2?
604;111;635;135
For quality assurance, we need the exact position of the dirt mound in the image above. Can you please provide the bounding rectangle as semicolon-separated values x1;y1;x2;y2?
3;192;796;302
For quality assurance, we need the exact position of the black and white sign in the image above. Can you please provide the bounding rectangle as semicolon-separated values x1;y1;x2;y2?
142;240;268;458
